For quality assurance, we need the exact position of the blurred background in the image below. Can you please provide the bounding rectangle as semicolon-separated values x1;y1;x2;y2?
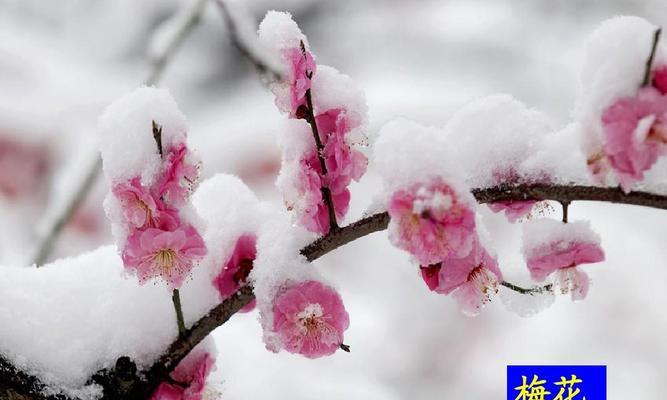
1;0;666;398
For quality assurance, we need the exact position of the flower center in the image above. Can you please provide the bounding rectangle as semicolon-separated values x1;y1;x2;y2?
155;249;177;271
467;265;498;295
297;303;324;331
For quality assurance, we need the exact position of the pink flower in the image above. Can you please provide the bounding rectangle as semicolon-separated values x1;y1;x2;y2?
152;352;214;400
653;65;667;95
387;178;476;266
213;234;257;313
282;46;316;118
272;280;349;358
487;200;536;223
601;87;667;191
421;237;502;316
290;151;350;235
112;177;161;228
317;108;368;195
157;142;200;207
524;220;605;300
122;225;207;289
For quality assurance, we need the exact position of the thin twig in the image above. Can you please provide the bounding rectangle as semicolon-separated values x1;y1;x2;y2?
213;0;282;81
642;27;662;87
152;120;164;158
172;289;186;337
300;41;339;232
561;200;570;223
31;1;206;267
145;0;208;86
501;281;553;295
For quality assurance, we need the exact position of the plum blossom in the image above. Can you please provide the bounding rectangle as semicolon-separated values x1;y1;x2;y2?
289;151;351;234
261;12;367;234
122;225;207;289
152;352;214;400
317;108;368;194
653;65;667;94
523;220;605;301
387;178;476;266
283;46;316;118
601;86;667;190
112;177;161;229
213;234;257;312
157;142;200;207
487;200;536;223
420;237;502;316
271;280;349;358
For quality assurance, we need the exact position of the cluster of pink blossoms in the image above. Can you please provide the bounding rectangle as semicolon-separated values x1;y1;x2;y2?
262;12;368;234
593;66;667;190
112;140;206;289
387;177;505;314
152;351;215;400
386;173;606;312
420;237;503;316
213;233;257;312
270;280;349;358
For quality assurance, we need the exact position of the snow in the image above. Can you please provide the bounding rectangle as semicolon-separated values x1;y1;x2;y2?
0;245;218;397
522;218;602;260
373;118;471;198
440;94;556;188
98;86;189;186
257;10;308;56
311;66;368;124
192;173;273;287
1;2;667;399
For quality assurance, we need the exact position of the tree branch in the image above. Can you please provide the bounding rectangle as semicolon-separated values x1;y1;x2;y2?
9;183;667;398
213;0;282;81
139;183;667;392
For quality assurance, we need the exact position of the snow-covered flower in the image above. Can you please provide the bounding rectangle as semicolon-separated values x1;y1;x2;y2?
112;177;162;229
420;237;502;316
213;234;257;313
122;225;207;289
152;352;214;400
260;12;368;235
318;108;368;194
523;219;605;300
387;178;476;266
283;46;316;118
487;200;536;223
157;142;200;207
601;86;667;191
271;280;349;358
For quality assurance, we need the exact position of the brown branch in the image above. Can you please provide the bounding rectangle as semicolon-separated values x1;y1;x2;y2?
8;183;667;398
500;281;553;295
141;183;667;390
642;27;662;87
299;42;339;232
213;0;282;81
